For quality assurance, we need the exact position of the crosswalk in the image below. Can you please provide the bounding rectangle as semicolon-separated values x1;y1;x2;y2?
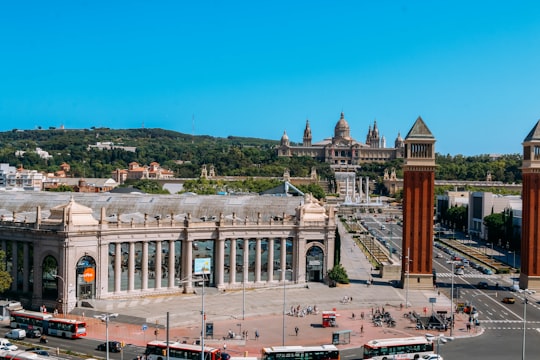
436;272;493;279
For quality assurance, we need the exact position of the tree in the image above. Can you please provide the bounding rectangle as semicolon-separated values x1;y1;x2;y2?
327;264;349;284
0;250;13;293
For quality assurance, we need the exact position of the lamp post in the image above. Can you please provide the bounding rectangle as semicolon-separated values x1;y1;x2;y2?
278;269;292;346
426;334;453;357
522;296;528;360
53;274;66;317
94;313;119;360
446;260;458;336
405;247;411;308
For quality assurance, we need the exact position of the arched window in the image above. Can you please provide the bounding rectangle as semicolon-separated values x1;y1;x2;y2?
42;256;58;299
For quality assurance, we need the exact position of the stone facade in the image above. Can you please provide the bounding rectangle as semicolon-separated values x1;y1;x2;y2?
0;192;336;313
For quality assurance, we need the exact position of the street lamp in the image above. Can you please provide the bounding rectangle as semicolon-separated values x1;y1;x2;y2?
426;333;453;357
446;260;459;336
405;247;411;308
509;250;516;269
53;274;66;317
522;296;528;360
94;313;119;360
278;269;293;346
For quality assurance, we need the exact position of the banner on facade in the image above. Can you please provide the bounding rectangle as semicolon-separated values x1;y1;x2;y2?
194;258;211;274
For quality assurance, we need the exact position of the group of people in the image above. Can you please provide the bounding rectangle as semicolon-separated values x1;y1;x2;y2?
226;329;260;341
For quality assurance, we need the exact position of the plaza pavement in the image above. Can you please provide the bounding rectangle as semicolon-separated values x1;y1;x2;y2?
77;221;482;357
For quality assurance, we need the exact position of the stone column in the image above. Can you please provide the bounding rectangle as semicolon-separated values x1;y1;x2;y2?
183;240;193;293
280;238;287;280
268;238;274;282
141;242;149;291
11;241;18;291
155;241;162;289
255;239;262;283
128;242;135;291
215;238;225;288
115;243;122;293
229;238;237;285
23;243;29;293
168;240;175;289
243;239;249;284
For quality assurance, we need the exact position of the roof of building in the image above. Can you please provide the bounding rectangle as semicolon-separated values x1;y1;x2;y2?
0;191;309;224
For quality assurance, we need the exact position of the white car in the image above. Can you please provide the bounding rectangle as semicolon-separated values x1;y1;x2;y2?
422;354;444;360
454;268;465;275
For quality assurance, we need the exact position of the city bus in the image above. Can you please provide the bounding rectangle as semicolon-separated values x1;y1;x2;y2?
145;340;222;360
9;310;52;331
261;345;340;360
9;310;87;339
362;336;434;359
46;317;87;338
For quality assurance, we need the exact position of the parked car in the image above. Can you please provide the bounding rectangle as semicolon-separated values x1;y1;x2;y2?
97;341;122;353
502;296;516;304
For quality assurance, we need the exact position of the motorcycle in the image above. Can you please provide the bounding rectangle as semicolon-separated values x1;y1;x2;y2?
39;336;48;344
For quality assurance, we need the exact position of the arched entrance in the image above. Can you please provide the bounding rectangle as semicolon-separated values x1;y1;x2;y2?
76;255;96;300
306;245;324;282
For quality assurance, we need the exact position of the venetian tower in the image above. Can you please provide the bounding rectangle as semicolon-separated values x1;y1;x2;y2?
520;120;540;291
401;117;436;290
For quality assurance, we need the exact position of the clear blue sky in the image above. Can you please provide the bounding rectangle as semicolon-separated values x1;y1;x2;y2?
1;1;539;156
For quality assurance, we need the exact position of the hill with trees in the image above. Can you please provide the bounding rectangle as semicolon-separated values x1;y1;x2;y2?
0;128;523;195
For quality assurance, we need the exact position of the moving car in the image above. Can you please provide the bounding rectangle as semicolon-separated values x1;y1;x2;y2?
477;281;489;289
502;296;516;304
454;268;465;275
97;341;122;353
26;329;42;338
5;329;26;340
422;354;444;360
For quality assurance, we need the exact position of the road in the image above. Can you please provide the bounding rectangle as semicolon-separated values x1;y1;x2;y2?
360;213;540;359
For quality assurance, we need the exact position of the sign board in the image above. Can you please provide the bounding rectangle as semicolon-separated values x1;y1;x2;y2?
142;324;148;331
194;258;211;275
429;297;437;304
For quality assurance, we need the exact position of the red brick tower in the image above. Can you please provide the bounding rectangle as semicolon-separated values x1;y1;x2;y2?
520;120;540;291
401;117;436;290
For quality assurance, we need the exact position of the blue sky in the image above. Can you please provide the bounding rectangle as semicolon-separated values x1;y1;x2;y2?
1;1;539;156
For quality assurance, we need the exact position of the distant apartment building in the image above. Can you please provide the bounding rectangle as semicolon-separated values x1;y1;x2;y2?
437;190;522;243
112;162;174;184
0;163;44;191
87;142;137;153
43;177;119;192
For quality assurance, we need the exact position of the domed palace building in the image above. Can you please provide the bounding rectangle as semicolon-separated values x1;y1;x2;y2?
277;112;405;169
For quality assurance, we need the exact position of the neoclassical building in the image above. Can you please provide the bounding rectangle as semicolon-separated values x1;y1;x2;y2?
0;192;336;313
277;112;405;167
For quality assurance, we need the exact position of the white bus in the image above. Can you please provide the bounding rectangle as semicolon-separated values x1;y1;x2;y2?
261;345;340;360
362;336;434;359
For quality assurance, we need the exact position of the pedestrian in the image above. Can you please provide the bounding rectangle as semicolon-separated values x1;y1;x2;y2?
352;313;356;320
223;343;227;350
255;329;259;340
361;312;364;320
294;326;299;336
360;324;364;335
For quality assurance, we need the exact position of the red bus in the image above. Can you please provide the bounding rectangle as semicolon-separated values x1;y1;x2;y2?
9;310;87;339
145;341;222;360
